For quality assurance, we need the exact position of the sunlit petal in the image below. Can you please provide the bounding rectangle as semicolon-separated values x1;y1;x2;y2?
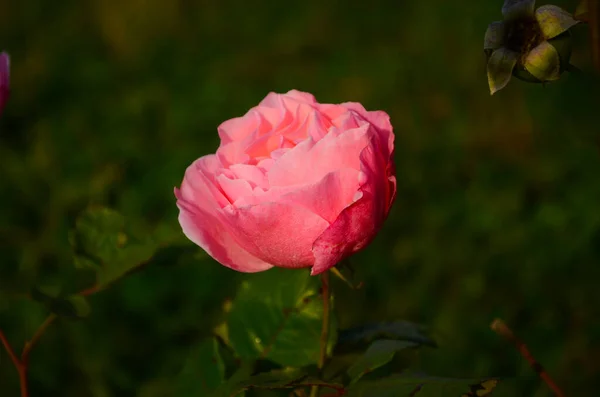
487;47;519;95
524;41;561;81
536;5;579;39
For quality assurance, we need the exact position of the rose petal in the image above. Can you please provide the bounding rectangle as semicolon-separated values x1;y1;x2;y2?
242;168;360;222
487;47;519;95
524;41;561;81
217;174;254;204
229;164;268;189
535;5;579;40
217;110;258;144
268;124;371;187
502;0;535;21
176;201;273;273
222;202;330;268
179;155;230;210
484;21;506;50
336;103;394;159
311;134;393;275
282;89;318;105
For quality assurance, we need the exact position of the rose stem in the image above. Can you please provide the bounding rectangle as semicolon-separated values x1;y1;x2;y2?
0;283;101;397
310;270;332;397
490;318;566;397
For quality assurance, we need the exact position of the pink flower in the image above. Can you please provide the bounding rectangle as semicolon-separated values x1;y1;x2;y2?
175;90;396;275
0;52;9;114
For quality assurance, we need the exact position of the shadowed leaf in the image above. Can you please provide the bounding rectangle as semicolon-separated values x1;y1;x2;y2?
70;206;157;288
31;287;91;319
347;340;417;384
216;367;344;397
346;373;509;397
176;338;225;396
336;320;437;349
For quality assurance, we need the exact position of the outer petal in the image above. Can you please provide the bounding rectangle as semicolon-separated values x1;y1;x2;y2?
311;130;395;275
535;5;579;40
484;21;506;51
337;103;394;159
178;155;230;210
282;89;318;105
176;194;274;272
487;47;519;95
502;0;535;21
222;202;330;268
0;52;9;115
524;41;561;81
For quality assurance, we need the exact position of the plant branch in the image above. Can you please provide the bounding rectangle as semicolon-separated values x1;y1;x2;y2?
310;270;332;397
21;314;57;365
491;318;566;397
0;283;102;397
0;329;28;397
0;329;21;369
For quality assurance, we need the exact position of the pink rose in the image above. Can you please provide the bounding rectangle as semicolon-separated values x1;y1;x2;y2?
0;52;9;114
175;90;396;275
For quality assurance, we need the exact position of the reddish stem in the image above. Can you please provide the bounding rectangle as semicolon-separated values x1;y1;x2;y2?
0;330;28;397
0;284;100;397
491;319;566;397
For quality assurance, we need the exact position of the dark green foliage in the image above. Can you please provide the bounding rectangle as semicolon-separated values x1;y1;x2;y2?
176;338;225;396
31;287;90;319
69;207;159;288
346;374;512;397
346;340;418;384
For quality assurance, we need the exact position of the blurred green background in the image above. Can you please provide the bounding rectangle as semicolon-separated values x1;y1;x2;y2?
1;0;600;395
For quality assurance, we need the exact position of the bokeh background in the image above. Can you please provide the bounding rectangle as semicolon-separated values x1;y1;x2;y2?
1;0;600;396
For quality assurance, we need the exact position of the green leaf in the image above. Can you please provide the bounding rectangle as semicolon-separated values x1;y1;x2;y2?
31;287;91;319
337;321;437;349
176;338;225;396
213;363;254;397
227;268;332;367
346;373;508;397
347;340;417;384
70;206;125;265
218;367;344;397
70;206;157;288
95;243;156;286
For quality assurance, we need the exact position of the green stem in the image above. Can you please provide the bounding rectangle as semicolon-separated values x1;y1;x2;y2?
310;270;331;397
